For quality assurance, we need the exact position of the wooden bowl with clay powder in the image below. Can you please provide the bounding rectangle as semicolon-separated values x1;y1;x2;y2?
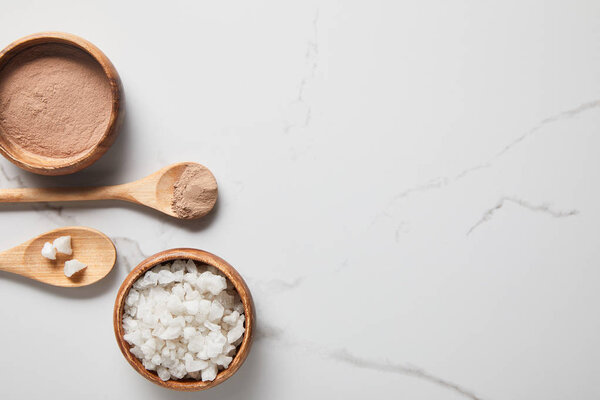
113;248;255;391
0;32;123;175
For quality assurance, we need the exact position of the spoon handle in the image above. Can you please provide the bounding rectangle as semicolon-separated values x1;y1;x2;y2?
0;185;130;203
0;246;25;276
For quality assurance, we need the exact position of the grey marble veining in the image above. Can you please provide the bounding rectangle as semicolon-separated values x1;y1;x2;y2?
1;1;600;399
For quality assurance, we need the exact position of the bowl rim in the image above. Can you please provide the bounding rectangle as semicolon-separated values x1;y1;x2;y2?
0;31;123;175
113;248;255;391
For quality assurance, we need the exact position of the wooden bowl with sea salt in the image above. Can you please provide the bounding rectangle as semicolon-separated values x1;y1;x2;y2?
113;248;255;391
0;32;123;175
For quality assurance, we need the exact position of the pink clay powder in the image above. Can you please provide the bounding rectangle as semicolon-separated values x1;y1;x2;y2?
0;43;112;159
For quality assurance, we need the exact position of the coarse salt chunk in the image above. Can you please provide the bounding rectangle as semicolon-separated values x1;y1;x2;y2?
183;327;196;340
204;321;221;332
201;363;218;382
41;242;56;260
195;299;211;323
209;301;224;322
158;270;177;285
222;311;240;326
205;331;227;358
188;335;205;353
64;259;86;277
196;271;227;295
171;259;186;272
185;259;198;273
158;325;182;340
184;353;208;372
212;354;233;368
53;236;72;255
183;299;200;315
125;290;140;307
157;366;171;381
227;318;245;344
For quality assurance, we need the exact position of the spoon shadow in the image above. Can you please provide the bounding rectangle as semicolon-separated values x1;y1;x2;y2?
0;195;220;232
0;257;124;299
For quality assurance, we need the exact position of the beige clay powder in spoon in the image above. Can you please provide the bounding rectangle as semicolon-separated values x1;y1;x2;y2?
171;164;218;219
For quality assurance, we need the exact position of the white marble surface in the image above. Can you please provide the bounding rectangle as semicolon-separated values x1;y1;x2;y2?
1;1;600;399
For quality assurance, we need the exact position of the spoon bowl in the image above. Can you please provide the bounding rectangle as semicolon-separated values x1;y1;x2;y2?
130;162;217;219
0;226;116;287
155;162;189;215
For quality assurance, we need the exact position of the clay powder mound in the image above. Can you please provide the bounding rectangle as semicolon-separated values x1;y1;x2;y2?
0;43;112;159
172;164;218;219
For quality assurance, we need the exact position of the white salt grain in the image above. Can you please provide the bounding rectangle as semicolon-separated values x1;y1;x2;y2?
209;301;225;321
41;242;56;260
123;259;245;382
212;354;233;368
227;317;245;344
201;363;218;382
53;235;72;255
204;321;221;332
64;259;86;277
157;367;170;381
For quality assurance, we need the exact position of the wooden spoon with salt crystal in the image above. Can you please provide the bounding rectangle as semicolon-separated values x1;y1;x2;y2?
0;226;116;287
0;162;218;219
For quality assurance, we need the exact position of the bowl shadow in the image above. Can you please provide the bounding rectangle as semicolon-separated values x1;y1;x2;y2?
132;342;265;399
0;107;221;232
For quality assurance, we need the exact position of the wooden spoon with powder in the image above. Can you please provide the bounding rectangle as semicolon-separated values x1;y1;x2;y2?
0;162;217;219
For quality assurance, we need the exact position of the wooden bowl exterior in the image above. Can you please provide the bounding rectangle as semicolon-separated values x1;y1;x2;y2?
113;248;255;391
0;32;123;175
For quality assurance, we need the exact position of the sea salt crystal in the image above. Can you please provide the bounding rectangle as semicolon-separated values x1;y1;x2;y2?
201;363;218;381
196;271;227;295
172;283;185;298
184;353;208;372
157;366;171;381
158;325;182;340
171;259;186;272
185;259;197;273
196;347;209;360
183;327;196;340
158;270;176;285
212;354;233;368
41;242;56;260
122;259;245;382
209;301;224;321
167;295;185;314
205;331;227;358
222;311;240;326
64;259;86;277
224;344;236;356
216;291;234;309
53;235;72;255
172;363;187;379
183;299;200;315
131;346;144;359
195;299;211;323
183;273;197;285
125;290;140;306
204;321;221;332
227;318;245;344
188;335;205;352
